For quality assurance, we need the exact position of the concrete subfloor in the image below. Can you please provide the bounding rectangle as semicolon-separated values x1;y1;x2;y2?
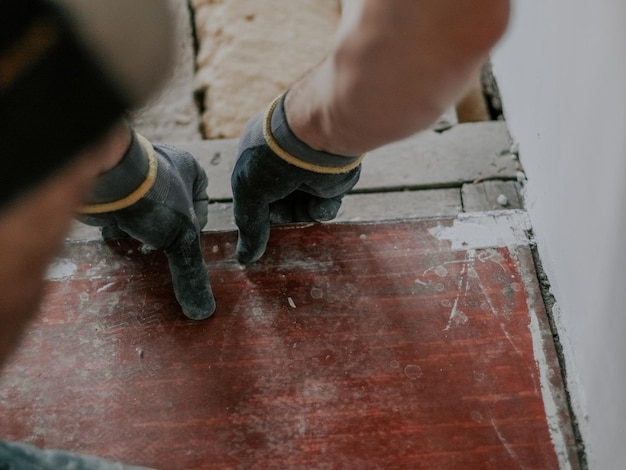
68;120;524;241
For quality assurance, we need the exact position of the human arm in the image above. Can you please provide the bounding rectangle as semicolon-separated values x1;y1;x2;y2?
232;0;511;263
286;0;511;155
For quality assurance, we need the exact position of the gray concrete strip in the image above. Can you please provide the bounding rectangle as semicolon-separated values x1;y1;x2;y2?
173;121;517;201
67;188;461;240
202;188;461;233
462;180;524;212
67;221;101;242
356;121;517;191
66;122;515;240
176;139;239;201
335;189;462;222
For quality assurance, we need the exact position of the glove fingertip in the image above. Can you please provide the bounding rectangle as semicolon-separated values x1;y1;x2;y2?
181;298;216;321
236;240;266;264
308;198;342;222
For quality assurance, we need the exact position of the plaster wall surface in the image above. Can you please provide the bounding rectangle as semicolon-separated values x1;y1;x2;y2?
491;1;626;467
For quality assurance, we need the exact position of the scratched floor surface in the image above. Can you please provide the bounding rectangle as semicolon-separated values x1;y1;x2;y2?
0;218;578;469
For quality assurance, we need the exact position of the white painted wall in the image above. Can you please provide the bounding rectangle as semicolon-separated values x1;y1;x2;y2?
491;1;626;467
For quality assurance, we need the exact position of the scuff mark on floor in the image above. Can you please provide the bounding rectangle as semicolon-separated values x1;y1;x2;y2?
491;417;523;465
443;251;473;331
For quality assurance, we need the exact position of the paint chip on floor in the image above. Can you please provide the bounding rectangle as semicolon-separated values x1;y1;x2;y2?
45;259;77;280
429;210;531;251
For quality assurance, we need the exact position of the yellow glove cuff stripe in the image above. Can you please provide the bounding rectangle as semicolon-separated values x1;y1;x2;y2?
79;133;158;214
262;95;365;175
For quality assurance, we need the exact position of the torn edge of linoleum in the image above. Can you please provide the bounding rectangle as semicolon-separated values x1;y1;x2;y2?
428;209;533;251
519;252;581;469
432;209;580;467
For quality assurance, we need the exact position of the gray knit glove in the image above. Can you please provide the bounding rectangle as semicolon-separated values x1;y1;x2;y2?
0;439;150;470
231;93;363;264
79;131;213;320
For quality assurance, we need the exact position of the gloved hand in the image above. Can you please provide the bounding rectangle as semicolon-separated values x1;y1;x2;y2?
79;130;214;321
231;93;364;264
0;439;150;470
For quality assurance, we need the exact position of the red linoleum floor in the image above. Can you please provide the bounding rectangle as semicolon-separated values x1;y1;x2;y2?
0;219;578;469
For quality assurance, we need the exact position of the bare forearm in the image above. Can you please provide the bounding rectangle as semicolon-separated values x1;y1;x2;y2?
285;0;511;155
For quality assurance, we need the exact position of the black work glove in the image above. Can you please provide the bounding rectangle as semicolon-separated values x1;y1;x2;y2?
78;131;214;321
231;93;363;264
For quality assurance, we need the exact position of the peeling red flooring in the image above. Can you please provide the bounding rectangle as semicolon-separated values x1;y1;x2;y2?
0;219;578;469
